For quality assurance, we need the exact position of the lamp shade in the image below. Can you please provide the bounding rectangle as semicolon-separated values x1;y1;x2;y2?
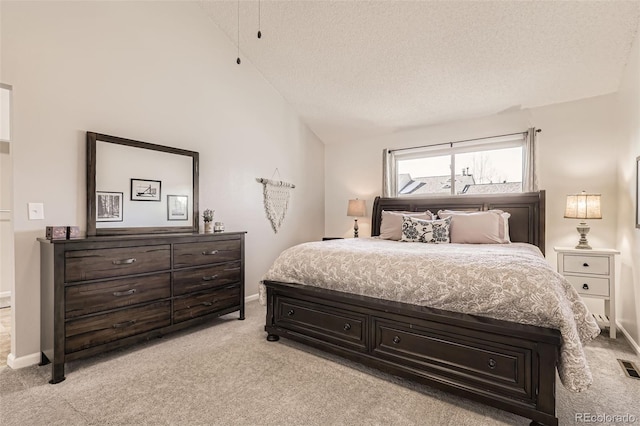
347;199;366;217
564;192;602;220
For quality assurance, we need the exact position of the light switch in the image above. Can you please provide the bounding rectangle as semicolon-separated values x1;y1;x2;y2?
28;202;44;220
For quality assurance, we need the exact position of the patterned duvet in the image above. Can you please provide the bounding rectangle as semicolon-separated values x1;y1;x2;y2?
260;238;601;392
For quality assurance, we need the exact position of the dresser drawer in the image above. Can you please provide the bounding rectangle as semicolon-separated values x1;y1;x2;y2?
565;275;610;297
174;261;241;296
173;285;241;323
562;254;609;275
65;245;170;282
373;318;532;400
173;239;241;268
65;301;171;353
65;273;171;319
274;296;367;351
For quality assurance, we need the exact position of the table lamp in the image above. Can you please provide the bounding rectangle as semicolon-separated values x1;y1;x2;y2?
564;191;602;249
347;199;366;238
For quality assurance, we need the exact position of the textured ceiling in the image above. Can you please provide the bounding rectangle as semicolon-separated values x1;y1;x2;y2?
200;1;640;145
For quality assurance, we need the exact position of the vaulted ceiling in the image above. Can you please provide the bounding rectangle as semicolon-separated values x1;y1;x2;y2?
201;1;640;145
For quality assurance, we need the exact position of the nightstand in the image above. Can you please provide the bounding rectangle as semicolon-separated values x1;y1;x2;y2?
554;247;619;338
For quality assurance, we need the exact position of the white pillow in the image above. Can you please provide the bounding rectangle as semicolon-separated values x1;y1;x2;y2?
437;210;511;244
379;210;433;241
400;216;451;244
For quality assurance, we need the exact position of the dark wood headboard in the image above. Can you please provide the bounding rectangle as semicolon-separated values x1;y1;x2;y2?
371;191;546;255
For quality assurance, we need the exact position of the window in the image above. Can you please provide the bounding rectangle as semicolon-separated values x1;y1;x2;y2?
384;130;536;197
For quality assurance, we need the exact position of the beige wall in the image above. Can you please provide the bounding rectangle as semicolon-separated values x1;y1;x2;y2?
616;26;640;352
2;2;325;364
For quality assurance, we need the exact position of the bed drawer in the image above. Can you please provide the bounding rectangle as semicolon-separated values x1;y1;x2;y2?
65;273;171;318
173;284;241;323
562;254;609;275
372;318;533;400
274;296;367;351
565;275;610;297
65;301;171;354
173;239;241;268
173;261;241;296
65;245;170;282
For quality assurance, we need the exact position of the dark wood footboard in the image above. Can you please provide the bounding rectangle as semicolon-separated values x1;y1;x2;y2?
264;280;561;426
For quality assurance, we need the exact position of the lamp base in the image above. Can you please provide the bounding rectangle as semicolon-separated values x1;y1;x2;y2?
575;222;592;250
353;218;359;238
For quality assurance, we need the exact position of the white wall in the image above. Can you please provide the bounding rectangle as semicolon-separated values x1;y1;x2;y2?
616;26;640;352
2;2;324;364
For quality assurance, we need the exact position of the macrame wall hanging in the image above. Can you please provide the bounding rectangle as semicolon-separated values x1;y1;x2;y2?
256;169;295;233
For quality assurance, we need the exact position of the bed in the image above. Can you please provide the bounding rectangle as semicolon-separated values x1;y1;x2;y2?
262;191;599;426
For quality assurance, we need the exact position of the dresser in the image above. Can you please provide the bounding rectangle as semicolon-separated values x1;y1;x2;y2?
40;232;245;384
554;247;619;338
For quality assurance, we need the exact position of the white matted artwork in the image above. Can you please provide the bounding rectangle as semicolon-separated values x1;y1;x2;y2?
97;191;123;222
167;195;188;221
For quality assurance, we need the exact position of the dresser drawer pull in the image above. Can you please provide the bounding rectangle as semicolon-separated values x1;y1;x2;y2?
343;323;351;331
202;275;219;281
583;262;589;267
287;309;295;316
112;289;137;297
202;250;219;256
583;283;589;290
112;258;136;265
392;336;401;344
488;358;497;369
201;301;213;307
112;320;136;329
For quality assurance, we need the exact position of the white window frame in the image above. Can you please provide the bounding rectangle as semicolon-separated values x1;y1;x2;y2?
383;129;537;198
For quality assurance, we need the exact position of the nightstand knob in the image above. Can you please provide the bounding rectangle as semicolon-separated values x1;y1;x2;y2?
392;336;401;344
287;309;295;316
582;283;589;290
583;262;589;267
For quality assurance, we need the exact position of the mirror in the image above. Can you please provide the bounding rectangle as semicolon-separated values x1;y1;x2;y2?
87;132;199;236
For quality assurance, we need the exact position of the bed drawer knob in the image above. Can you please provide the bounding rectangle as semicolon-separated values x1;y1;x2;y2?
488;358;497;369
583;262;589;267
392;336;401;344
582;283;589;290
343;323;351;331
287;309;295;316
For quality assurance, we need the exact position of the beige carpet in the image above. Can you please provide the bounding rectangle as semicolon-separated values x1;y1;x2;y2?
1;300;639;425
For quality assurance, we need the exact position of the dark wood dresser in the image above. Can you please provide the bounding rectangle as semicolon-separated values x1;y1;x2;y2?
39;232;245;384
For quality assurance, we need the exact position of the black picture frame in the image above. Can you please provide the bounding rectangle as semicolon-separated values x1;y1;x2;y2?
636;156;640;229
96;191;123;222
131;178;161;202
167;195;188;221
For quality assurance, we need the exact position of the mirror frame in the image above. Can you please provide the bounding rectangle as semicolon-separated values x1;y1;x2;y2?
86;132;199;236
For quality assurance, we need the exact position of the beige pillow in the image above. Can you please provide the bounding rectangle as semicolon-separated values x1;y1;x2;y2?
379;210;433;240
437;210;511;244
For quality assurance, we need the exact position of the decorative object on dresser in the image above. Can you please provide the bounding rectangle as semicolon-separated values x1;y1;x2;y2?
39;232;246;384
45;226;81;240
564;191;602;249
264;192;569;426
202;209;214;233
347;198;366;238
555;246;619;338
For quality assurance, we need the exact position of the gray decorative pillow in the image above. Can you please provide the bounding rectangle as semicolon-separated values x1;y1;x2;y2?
401;216;451;243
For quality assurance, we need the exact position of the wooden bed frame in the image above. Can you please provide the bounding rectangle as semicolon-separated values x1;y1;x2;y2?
264;191;561;426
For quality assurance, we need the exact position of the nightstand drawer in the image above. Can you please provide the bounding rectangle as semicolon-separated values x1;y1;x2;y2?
562;255;609;275
566;275;610;297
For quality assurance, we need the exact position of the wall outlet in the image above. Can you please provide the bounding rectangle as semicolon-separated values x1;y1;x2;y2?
28;202;44;220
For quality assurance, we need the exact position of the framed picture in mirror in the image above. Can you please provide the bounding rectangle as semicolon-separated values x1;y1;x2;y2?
131;178;161;202
167;195;188;221
97;191;123;222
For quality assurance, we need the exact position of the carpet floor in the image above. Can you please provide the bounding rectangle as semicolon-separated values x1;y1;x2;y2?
1;300;639;425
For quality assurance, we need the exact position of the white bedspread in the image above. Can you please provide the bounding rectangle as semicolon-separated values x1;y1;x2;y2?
260;238;601;392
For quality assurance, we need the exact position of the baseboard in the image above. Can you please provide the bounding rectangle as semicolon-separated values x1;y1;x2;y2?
617;321;640;356
245;293;259;303
7;351;41;369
